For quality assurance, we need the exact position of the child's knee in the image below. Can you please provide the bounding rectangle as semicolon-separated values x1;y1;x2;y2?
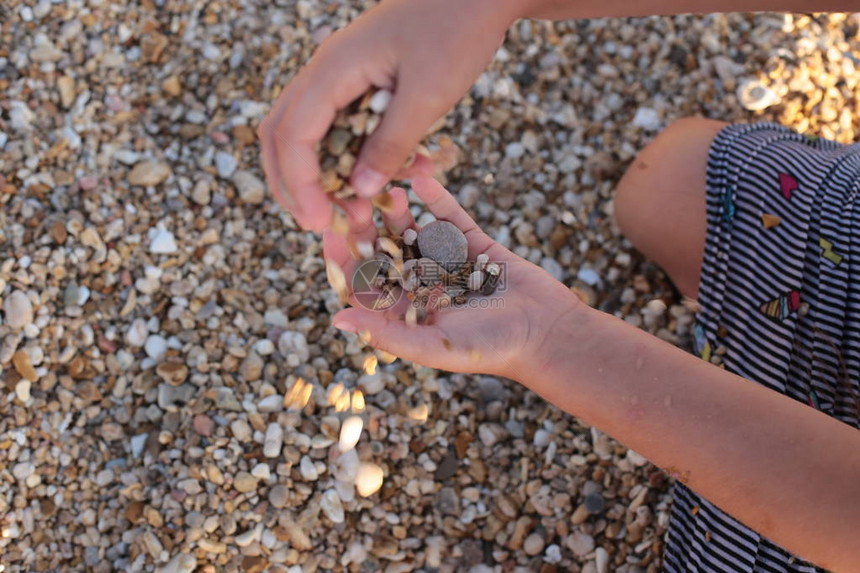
614;117;725;240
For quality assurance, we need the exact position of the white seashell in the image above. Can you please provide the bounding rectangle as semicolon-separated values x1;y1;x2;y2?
737;79;780;111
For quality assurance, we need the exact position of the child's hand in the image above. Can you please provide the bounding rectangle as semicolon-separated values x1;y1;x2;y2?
324;177;581;380
258;0;524;231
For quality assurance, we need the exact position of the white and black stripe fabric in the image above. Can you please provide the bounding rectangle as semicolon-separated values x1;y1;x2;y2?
663;123;860;572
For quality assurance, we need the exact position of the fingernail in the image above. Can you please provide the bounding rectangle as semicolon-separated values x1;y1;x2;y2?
333;318;358;333
352;166;388;197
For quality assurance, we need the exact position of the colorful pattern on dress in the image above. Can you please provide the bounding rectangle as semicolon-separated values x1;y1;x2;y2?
692;323;711;361
721;186;735;225
819;237;843;266
779;172;798;199
760;290;801;321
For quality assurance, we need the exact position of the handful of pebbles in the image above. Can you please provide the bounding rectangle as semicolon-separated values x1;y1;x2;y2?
321;90;501;324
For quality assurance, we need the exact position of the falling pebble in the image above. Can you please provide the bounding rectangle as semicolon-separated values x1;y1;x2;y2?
761;213;781;229
325;259;349;305
362;354;378;376
351;390;366;413
339;415;364;452
376;349;397;364
284;378;312;411
326;383;346;407
334;391;351;413
355;462;384;497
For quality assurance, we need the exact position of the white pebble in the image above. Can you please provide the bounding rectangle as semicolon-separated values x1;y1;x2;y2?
475;253;489;271
215;151;238;178
368;89;392;114
577;268;600;287
15;380;31;402
251;462;270;480
253;339;275;356
130;434;148;458
632;107;661;131
505;142;525;159
158;553;197;573
144;335;168;361
468;270;484;291
401;228;417;246
320;489;345;523
263;423;284;458
299;456;318;481
234;526;261;548
232;170;265;204
125;318;148;347
4;291;33;329
150;227;178;254
258;394;284;413
533;429;551;448
595;547;609;573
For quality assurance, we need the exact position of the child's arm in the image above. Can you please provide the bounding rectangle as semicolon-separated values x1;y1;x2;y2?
260;0;856;230
332;178;860;573
524;302;860;573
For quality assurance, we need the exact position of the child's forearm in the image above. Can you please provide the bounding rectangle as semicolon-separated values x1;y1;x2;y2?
515;298;860;572
515;0;858;20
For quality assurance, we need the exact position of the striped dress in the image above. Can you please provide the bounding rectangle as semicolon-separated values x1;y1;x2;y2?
662;123;860;572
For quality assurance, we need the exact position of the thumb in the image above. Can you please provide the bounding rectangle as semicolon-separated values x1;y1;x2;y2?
350;88;444;198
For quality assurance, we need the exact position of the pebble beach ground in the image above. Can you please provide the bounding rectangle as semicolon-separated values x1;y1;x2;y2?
1;2;859;572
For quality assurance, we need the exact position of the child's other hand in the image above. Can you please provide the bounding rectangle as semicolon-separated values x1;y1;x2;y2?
258;0;524;231
324;177;582;381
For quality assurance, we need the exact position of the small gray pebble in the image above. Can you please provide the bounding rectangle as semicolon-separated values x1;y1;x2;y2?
584;492;605;514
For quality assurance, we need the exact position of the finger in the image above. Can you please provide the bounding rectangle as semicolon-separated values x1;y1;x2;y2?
258;89;311;222
259;80;331;231
270;136;333;232
412;177;494;258
380;187;415;236
351;87;447;198
341;197;377;245
269;47;388;231
392;153;435;180
323;229;356;277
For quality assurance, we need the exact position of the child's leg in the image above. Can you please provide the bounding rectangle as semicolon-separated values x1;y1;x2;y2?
614;117;727;299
